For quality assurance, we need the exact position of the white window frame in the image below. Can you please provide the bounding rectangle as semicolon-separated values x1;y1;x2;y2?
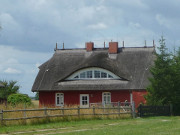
102;92;111;105
66;67;120;80
55;93;64;107
80;94;89;108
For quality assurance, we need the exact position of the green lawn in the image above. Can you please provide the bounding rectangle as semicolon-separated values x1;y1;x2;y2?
0;116;180;135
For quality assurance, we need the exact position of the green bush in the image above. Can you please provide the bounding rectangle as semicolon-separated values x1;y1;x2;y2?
8;93;31;107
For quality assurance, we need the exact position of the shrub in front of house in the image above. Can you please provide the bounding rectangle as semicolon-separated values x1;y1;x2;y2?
7;93;31;107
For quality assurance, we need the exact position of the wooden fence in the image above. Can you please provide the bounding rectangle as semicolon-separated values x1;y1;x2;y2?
0;104;135;125
137;104;173;117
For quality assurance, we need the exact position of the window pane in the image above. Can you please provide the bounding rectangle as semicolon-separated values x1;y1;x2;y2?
108;74;113;78
94;71;100;78
101;72;107;78
80;72;86;78
74;75;79;78
103;93;111;104
57;97;59;104
87;71;92;78
60;97;63;102
104;96;106;102
82;101;87;105
107;96;110;103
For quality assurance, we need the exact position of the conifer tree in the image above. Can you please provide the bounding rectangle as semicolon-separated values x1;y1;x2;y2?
146;36;173;105
171;48;180;114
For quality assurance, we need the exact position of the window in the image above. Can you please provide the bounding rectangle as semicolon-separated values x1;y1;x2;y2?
87;71;92;78
80;72;86;78
102;92;111;105
66;67;120;80
74;75;79;78
56;93;64;107
82;96;88;105
94;71;100;78
101;72;107;78
108;74;113;78
80;94;89;107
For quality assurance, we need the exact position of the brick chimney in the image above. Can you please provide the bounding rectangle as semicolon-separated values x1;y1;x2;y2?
86;42;94;51
109;42;118;53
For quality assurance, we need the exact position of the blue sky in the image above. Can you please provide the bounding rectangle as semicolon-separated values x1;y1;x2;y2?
0;0;180;96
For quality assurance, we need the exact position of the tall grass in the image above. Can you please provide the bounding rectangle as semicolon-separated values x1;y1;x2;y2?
0;101;131;126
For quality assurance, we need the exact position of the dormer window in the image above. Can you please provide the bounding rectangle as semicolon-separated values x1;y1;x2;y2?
66;67;121;80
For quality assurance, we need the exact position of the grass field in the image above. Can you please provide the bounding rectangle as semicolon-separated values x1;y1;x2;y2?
0;116;180;135
31;100;39;108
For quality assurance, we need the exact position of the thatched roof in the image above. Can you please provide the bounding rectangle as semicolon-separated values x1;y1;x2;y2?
32;47;155;92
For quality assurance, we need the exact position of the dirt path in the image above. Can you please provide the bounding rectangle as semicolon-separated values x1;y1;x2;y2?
0;122;120;135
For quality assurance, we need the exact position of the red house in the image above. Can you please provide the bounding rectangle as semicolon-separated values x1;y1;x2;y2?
32;42;155;108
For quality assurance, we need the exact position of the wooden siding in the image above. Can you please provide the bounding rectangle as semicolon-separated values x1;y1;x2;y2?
132;91;147;108
39;90;131;107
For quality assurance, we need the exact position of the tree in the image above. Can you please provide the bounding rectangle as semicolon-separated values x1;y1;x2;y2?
171;48;180;115
146;36;180;115
145;36;174;105
0;80;20;101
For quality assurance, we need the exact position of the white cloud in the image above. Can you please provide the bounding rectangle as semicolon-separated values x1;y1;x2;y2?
128;22;141;29
87;23;107;30
27;0;47;9
6;58;19;64
119;0;148;8
155;14;171;29
4;67;21;74
0;13;22;33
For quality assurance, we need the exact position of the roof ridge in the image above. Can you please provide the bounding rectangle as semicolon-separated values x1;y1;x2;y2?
55;46;154;51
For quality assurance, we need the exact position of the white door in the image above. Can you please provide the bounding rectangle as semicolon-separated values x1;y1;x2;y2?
80;94;89;107
102;92;111;105
56;93;64;107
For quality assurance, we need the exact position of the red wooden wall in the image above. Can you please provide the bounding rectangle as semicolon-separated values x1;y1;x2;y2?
39;90;130;107
132;91;147;108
